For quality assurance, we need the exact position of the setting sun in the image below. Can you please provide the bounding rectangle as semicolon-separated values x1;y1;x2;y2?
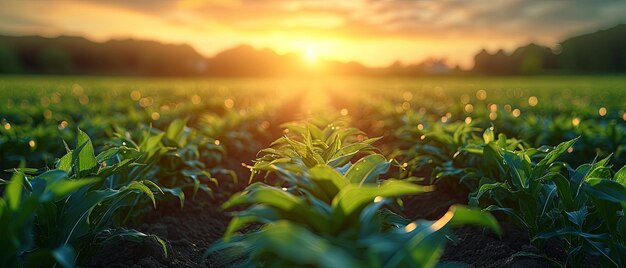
304;47;318;64
1;1;624;68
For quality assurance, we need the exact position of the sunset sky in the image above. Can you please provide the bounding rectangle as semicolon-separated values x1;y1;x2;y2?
1;0;624;69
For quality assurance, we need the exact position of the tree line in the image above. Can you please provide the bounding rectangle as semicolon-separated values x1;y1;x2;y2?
0;24;624;76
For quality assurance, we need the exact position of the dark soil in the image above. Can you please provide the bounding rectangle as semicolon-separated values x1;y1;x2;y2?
85;193;231;268
442;224;554;268
401;175;469;221
86;177;569;268
398;175;564;268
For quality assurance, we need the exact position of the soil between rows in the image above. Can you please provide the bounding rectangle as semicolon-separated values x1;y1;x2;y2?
86;95;568;267
86;173;569;268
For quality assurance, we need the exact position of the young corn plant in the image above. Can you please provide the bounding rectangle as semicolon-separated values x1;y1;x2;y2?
199;109;271;157
0;129;165;267
469;134;578;237
396;121;481;178
108;118;234;206
521;114;626;167
249;122;381;183
397;121;526;192
209;159;500;267
466;130;626;266
452;128;526;185
534;159;626;267
207;123;501;267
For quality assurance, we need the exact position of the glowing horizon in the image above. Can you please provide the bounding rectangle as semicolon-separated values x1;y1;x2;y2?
0;0;624;69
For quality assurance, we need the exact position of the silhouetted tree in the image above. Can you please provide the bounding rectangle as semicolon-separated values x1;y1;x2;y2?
559;24;626;72
0;44;22;73
1;24;625;77
512;43;559;74
37;47;74;74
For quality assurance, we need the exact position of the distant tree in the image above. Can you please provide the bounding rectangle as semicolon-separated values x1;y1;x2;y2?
0;44;22;73
474;49;515;74
559;24;626;72
37;47;74;74
512;43;558;74
473;49;492;73
1;24;625;77
474;44;559;75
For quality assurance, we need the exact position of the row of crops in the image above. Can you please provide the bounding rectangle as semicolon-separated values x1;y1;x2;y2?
0;77;295;266
1;76;625;267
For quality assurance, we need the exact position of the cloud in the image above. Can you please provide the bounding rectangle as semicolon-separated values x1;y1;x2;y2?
0;0;624;67
67;0;625;40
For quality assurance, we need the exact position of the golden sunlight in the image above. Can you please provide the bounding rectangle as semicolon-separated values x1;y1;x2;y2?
304;46;318;64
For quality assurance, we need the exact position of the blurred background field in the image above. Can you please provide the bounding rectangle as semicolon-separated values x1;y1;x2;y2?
2;75;625;180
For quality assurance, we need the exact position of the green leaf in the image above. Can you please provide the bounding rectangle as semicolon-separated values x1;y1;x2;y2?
36;170;68;184
534;227;609;241
0;198;5;222
538;184;558;223
124;181;157;208
328;137;380;167
95;148;120;163
61;189;119;246
10;167;39;175
142;180;164;195
497;133;508;149
57;152;73;173
565;207;588;228
6;171;24;210
586;155;613;181
484;205;530;228
614;165;626;186
96;158;135;178
141;132;165;152
546;173;574;210
483;127;495;144
336;162;352;175
52;245;75;268
617;217;626;240
308;165;349;200
534;137;578;176
46;177;101;200
223;216;257;241
220;221;360;267
345;154;390;184
584;178;626;203
393;204;497;268
332;180;431;229
77;128;97;175
162;187;185;208
97;228;168;259
503;151;529;189
533;227;619;267
584;238;619;267
222;183;328;232
448;205;502;235
166;119;187;144
283;135;310;162
482;143;505;175
474;182;506;201
224;205;281;240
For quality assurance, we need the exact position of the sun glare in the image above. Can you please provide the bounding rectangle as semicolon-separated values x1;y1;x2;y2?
305;47;317;64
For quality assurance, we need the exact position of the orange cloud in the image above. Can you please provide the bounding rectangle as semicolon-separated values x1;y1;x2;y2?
0;0;624;68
